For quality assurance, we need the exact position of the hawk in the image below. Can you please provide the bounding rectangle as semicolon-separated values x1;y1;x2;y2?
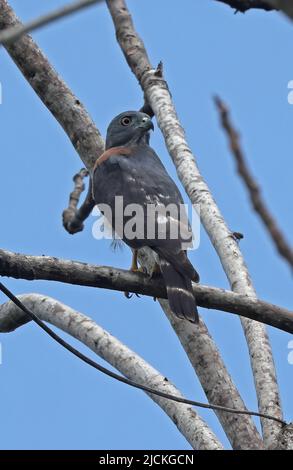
92;111;200;322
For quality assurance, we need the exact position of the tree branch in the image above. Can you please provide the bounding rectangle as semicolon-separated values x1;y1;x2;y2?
161;301;266;449
62;168;95;234
215;97;293;270
272;423;293;450
106;0;283;445
138;250;264;450
0;0;104;46
1;248;292;335
0;293;223;450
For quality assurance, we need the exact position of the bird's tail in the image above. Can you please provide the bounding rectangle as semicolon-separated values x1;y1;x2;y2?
159;259;199;323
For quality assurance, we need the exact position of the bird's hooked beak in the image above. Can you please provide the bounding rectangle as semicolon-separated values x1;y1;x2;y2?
139;115;154;132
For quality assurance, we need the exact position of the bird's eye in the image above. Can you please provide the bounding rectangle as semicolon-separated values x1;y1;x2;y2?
120;116;132;126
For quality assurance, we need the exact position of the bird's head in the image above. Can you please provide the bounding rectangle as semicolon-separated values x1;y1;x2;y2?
105;111;154;149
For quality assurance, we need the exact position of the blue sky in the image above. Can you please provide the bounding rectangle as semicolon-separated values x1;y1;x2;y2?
0;0;292;450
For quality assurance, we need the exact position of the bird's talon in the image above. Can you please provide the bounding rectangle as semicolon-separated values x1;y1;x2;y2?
232;231;244;242
124;291;133;299
149;262;161;279
124;291;141;299
130;249;146;273
131;266;145;274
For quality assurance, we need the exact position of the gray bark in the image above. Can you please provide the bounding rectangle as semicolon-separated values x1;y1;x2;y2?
138;250;264;450
1;248;292;335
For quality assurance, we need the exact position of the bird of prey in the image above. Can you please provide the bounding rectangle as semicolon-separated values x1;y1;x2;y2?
92;111;200;322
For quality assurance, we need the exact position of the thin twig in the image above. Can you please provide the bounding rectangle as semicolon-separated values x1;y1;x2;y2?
62;168;95;234
0;0;104;46
215;96;293;271
1;248;293;334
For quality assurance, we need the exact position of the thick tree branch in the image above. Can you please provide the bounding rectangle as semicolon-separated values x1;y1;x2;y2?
0;0;104;46
106;0;283;445
139;248;264;450
160;301;265;449
273;424;293;450
0;294;223;450
158;303;266;448
214;0;276;12
0;0;265;448
1;248;292;335
215;97;293;270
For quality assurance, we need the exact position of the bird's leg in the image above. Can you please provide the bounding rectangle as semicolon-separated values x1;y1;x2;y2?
150;262;161;278
150;262;162;302
130;249;139;272
129;249;146;273
124;250;144;299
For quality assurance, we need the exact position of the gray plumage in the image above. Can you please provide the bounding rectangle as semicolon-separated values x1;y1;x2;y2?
92;111;200;322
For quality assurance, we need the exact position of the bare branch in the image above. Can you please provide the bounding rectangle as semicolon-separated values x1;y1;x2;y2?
215;97;293;270
106;0;283;445
0;294;223;450
137;249;264;450
163;302;266;449
214;0;276;12
1;248;292;335
62;168;95;234
0;0;104;46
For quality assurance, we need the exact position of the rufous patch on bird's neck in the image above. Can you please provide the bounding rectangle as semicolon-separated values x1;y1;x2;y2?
93;146;133;171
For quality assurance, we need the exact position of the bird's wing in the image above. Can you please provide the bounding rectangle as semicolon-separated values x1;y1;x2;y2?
93;145;200;322
93;145;193;247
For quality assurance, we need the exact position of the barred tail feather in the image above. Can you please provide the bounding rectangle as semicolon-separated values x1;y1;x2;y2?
159;259;199;323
